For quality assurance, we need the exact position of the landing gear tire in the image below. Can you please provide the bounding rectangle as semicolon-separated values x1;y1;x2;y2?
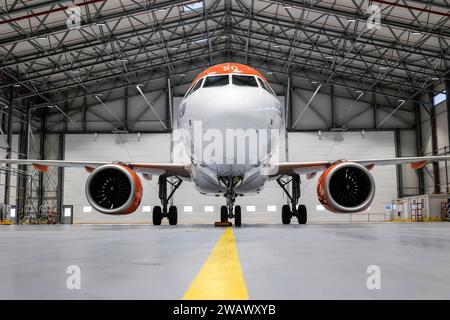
297;205;307;225
168;206;178;225
220;205;228;222
153;206;163;225
282;205;292;225
234;205;242;227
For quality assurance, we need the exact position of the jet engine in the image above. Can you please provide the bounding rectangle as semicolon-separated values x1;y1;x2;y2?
317;161;375;213
85;164;142;215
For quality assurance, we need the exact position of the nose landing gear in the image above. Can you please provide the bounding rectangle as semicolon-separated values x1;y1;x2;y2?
277;174;307;225
218;176;242;227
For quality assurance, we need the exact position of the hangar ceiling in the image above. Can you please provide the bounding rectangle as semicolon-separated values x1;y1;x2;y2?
0;0;449;128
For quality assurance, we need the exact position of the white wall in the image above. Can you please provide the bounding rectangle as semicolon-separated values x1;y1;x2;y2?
420;94;449;194
64;133;170;223
288;131;397;222
63;130;398;223
399;130;420;196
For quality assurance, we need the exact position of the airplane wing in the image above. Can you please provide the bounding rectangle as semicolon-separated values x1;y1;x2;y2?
0;159;191;178
275;156;450;177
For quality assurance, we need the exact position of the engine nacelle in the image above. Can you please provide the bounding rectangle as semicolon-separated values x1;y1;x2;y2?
317;162;375;213
85;164;142;215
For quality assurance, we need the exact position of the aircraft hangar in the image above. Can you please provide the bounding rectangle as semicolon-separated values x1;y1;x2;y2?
0;0;449;301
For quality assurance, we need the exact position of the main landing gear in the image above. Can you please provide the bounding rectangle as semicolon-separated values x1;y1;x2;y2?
219;176;242;227
277;174;307;225
152;175;182;226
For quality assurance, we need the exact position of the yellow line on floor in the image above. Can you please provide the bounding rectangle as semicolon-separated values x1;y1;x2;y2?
183;227;248;300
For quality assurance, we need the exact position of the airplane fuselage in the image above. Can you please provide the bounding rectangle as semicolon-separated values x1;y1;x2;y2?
178;63;282;195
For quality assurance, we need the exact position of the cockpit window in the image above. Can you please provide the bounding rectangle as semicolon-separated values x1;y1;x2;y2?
232;75;259;87
185;79;203;97
203;75;230;87
190;79;203;93
257;78;275;95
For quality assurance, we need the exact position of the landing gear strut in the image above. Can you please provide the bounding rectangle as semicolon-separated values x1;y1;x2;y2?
277;174;307;225
152;175;182;225
219;176;242;227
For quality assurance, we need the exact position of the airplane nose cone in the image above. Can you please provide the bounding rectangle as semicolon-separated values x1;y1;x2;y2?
187;87;275;130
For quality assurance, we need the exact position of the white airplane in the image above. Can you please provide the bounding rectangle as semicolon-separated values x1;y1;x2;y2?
2;62;449;226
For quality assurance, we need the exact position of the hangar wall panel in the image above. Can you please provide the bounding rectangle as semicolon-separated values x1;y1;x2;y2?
0;135;18;206
64;121;399;223
288;131;397;222
399;130;420;196
420;100;450;194
435;102;449;193
64;133;170;223
421;104;434;194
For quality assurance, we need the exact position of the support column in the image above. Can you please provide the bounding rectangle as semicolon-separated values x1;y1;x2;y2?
124;87;129;131
16;102;29;218
395;130;403;198
3;87;14;207
429;93;440;194
37;111;46;212
57;105;67;223
373;93;377;129
330;84;335;128
82;96;87;132
285;75;292;130
166;78;173;132
445;79;450;193
446;79;450;148
285;76;292;162
415;102;425;194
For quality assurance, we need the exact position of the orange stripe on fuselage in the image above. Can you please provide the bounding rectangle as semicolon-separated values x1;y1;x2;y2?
191;62;267;86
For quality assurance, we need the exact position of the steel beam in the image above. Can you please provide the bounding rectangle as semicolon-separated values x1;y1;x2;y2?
330;85;335;128
415;101;425;194
166;78;173;132
429;92;441;194
124;87;129;131
57;104;67;223
395;130;404;199
446;78;450;150
3;87;13;206
37;111;46;211
286;75;292;130
15;101;29;218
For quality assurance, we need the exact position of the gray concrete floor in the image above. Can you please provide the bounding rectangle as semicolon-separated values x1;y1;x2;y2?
1;222;450;299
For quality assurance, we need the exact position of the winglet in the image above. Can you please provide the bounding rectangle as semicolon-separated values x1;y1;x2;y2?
32;164;48;172
410;160;427;170
142;173;152;181
306;172;317;180
84;166;95;173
